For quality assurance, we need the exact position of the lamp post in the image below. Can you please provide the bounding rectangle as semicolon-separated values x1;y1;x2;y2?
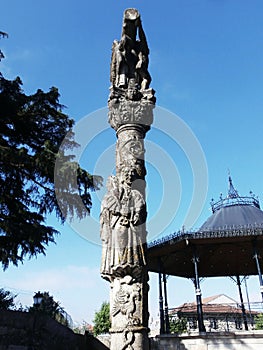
31;291;43;349
33;291;43;307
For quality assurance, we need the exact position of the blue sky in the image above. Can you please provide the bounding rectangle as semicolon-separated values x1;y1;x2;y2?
1;1;263;326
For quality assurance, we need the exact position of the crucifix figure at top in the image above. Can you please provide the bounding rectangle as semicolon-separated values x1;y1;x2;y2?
110;8;151;92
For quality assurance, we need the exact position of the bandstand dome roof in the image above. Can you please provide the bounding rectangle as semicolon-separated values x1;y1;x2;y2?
200;204;263;232
200;176;263;231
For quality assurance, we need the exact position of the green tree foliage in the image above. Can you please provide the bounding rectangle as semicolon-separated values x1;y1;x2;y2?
0;31;8;61
29;291;70;326
255;313;263;330
93;301;111;336
169;316;187;334
0;75;103;269
0;288;16;310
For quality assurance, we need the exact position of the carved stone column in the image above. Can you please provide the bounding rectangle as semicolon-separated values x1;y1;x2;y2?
100;8;155;350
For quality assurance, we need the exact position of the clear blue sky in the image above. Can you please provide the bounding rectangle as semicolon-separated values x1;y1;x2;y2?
1;0;263;326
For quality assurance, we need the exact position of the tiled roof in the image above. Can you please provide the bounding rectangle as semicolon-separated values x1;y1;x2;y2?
169;303;258;315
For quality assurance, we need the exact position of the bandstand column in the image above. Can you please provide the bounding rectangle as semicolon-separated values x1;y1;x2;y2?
158;269;165;335
236;275;249;331
163;273;170;334
192;248;206;333
100;8;155;350
253;239;263;302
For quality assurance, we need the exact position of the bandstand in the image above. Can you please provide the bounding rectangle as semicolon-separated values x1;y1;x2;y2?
148;176;263;334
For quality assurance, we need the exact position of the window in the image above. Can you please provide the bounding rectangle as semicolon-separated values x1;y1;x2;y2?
209;318;218;330
188;317;197;330
235;318;242;330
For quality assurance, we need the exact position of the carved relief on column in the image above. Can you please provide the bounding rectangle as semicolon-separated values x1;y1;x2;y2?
110;273;149;350
111;275;142;328
116;127;146;184
108;97;155;132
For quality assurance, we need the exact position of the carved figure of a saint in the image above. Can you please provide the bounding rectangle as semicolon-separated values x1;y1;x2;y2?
110;167;147;277
100;175;120;280
100;167;147;280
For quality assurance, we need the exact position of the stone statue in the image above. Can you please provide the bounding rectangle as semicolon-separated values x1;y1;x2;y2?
100;168;147;281
112;167;146;275
100;175;120;281
110;8;154;102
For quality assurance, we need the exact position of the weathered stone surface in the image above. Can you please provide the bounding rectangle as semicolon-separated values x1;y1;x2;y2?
100;8;155;350
100;171;147;281
110;272;149;350
108;99;154;132
110;8;151;92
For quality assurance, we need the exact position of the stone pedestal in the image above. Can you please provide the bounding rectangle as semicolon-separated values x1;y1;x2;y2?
110;272;149;350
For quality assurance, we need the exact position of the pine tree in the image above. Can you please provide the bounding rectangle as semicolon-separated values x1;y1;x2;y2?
0;75;102;269
0;288;16;310
0;31;8;61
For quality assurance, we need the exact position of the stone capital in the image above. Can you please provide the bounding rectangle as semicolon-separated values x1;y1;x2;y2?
108;98;154;133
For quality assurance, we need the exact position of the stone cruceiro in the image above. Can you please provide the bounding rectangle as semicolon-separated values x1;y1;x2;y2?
100;8;155;350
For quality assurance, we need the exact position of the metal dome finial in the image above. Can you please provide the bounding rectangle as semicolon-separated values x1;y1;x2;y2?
228;173;239;199
210;173;260;213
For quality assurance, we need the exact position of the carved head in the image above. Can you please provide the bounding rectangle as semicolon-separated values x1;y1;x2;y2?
124;8;140;21
120;166;136;186
122;9;140;43
106;175;118;193
126;79;141;101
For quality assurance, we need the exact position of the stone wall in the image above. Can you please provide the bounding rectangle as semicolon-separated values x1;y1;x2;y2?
150;331;263;350
3;311;263;350
0;310;109;350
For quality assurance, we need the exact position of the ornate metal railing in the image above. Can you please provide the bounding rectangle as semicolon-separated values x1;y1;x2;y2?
211;195;260;213
147;223;263;249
